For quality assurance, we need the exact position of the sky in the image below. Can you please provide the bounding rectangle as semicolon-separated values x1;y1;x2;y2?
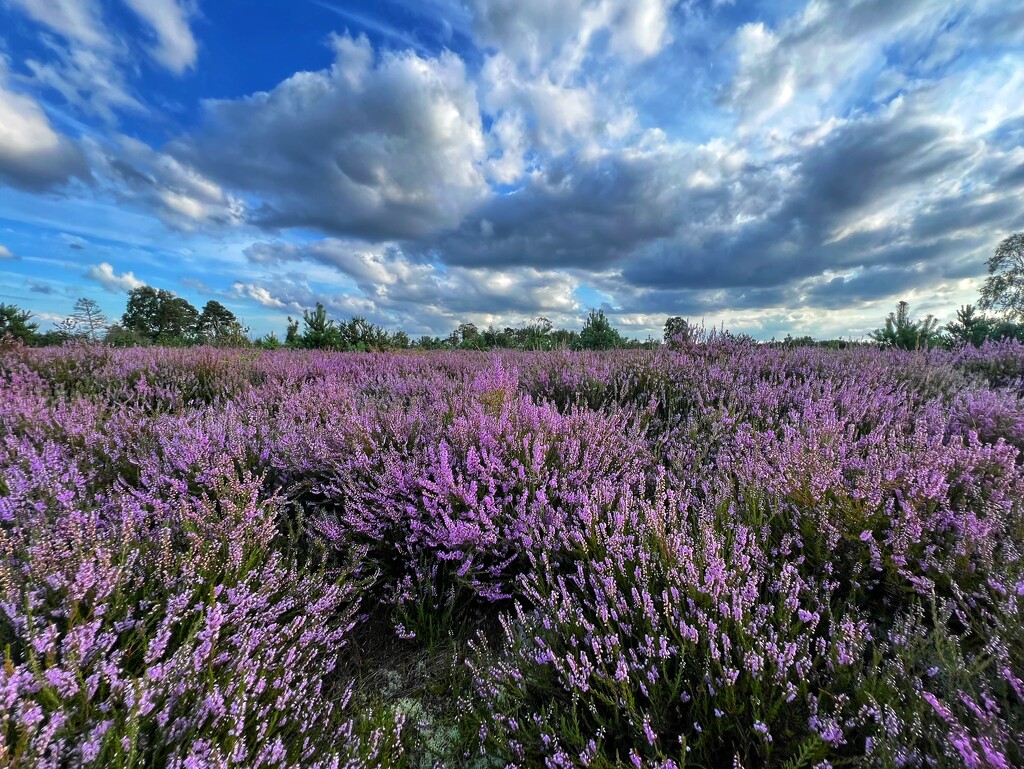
1;0;1023;340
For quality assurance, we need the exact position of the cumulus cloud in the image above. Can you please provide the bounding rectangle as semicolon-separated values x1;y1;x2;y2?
724;0;1024;131
468;0;676;69
3;0;1024;338
431;150;684;270
240;238;580;332
176;33;488;240
622;102;1013;294
85;262;145;293
95;136;244;230
232;282;289;310
479;53;635;162
469;0;675;173
430;134;767;271
121;0;198;74
427;69;1023;324
0;59;90;191
0;245;15;259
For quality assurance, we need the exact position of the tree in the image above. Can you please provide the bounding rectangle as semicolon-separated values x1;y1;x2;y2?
122;287;160;341
482;325;511;348
549;328;579;350
870;300;941;350
197;300;236;338
285;317;301;347
37;317;77;346
456;322;483;349
104;324;145;347
523;317;553;350
197;301;247;346
254;332;282;350
390;330;411;349
339;316;392;351
781;334;818;348
579;309;624;350
160;297;200;344
415;335;446;350
122;286;200;344
944;304;992;348
979;232;1024;320
69;297;110;342
986;319;1024;343
300;303;342;350
663;317;697;347
0;303;38;344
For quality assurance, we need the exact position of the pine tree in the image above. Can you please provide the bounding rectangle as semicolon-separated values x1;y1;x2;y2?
0;304;38;344
70;298;110;342
871;301;941;350
579;309;624;350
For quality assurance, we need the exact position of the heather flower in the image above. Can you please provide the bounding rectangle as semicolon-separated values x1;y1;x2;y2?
2;341;1022;768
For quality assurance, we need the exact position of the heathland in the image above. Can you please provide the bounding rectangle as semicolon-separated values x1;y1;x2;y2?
1;340;1022;767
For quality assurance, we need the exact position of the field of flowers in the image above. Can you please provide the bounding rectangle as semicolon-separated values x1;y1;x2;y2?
1;338;1023;768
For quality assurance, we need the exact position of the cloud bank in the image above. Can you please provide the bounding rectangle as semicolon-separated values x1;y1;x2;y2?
0;0;1022;338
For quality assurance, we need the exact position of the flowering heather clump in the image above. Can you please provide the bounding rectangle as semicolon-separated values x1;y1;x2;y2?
1;341;1023;767
306;359;653;644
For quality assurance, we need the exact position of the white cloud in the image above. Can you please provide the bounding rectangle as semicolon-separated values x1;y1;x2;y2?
179;33;488;239
5;0;108;49
481;54;608;158
239;239;581;333
7;0;139;124
468;0;676;71
608;0;675;59
5;0;1024;341
0;245;15;259
95;136;244;230
469;1;674;169
25;43;143;123
0;58;90;191
233;282;287;309
121;0;199;74
85;262;145;293
486;110;528;183
726;0;952;130
5;0;195;127
9;0;198;74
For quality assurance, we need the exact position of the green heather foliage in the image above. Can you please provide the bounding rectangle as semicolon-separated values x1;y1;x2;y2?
1;341;1022;767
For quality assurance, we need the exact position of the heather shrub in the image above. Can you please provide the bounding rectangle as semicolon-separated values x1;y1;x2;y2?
949;388;1024;452
0;343;1021;768
953;339;1024;391
469;484;871;767
0;433;395;768
308;361;653;646
845;594;1024;768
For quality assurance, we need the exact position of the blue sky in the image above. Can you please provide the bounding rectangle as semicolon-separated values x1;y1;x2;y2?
1;0;1023;339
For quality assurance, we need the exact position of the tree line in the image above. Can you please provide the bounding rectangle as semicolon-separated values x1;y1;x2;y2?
0;289;248;349
3;233;1024;351
0;288;646;352
862;233;1024;350
276;305;641;351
